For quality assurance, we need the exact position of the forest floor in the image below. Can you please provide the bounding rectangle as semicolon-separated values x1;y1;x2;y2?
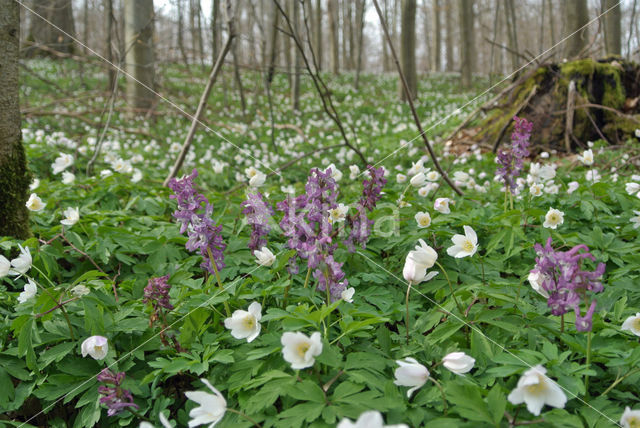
2;59;640;428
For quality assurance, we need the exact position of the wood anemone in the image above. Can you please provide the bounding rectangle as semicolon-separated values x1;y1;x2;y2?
449;57;640;154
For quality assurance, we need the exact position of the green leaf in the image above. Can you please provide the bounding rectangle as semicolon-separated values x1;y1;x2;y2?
286;380;326;403
486;385;506;425
18;318;37;370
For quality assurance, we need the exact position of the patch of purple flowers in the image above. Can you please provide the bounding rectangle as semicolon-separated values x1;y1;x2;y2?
144;275;173;311
496;116;533;192
97;369;138;416
531;238;606;332
344;166;387;251
241;192;274;253
168;169;226;274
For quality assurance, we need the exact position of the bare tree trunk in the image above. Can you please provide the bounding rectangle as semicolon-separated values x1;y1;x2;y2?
432;0;442;72
178;0;190;67
445;1;454;71
328;0;340;74
232;39;247;116
564;0;589;59
124;0;156;111
547;0;555;59
381;0;390;71
0;0;30;238
354;0;366;89
106;0;116;90
315;0;323;70
488;0;501;82
602;0;621;55
341;0;348;71
284;0;293;86
212;0;220;61
627;0;637;57
83;0;89;53
292;0;301;111
28;0;76;55
345;0;354;70
422;3;432;72
400;0;417;100
459;0;473;88
503;0;519;70
539;0;545;53
196;0;204;66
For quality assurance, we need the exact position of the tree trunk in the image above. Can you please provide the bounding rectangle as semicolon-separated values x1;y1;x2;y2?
381;0;389;71
212;0;220;62
400;0;417;101
315;0;323;70
328;0;340;74
124;0;156;111
459;0;474;87
105;0;116;90
354;0;366;89
432;0;441;72
564;0;589;59
602;0;621;55
195;0;204;66
177;0;190;67
547;0;555;60
292;0;301;111
445;1;454;71
503;0;519;70
28;0;76;55
423;4;432;72
0;0;31;239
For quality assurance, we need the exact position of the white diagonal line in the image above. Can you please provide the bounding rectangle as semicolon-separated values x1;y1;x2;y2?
356;250;620;426
18;249;286;427
362;1;623;176
14;0;282;179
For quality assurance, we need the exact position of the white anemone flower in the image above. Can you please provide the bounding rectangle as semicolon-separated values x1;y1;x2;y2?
621;407;640;428
249;171;266;187
81;335;109;360
442;352;475;375
626;182;640;195
254;247;276;267
281;331;323;369
621;313;640;337
9;244;32;277
396;173;407;183
224;302;262;343
528;272;550;298
26;193;45;212
341;287;355;303
185;378;227;428
409;172;426;187
326;163;343;181
337;410;409;428
507;365;567;416
434;197;452;214
393;357;430;398
61;207;80;226
61;171;75;184
52;153;74;174
349;165;360;180
0;255;10;278
446;226;478;258
630;211;640;229
328;203;349;224
567;181;579;194
543;208;564;229
414;211;431;228
17;278;38;303
578;149;594;165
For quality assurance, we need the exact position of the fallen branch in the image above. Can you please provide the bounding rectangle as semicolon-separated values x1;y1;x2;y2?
372;0;463;196
163;2;236;186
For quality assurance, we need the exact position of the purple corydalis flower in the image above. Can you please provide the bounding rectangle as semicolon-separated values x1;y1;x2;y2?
168;169;226;274
97;369;138;417
144;275;173;311
497;116;532;192
241;192;274;253
343;166;386;252
530;238;605;332
360;166;387;212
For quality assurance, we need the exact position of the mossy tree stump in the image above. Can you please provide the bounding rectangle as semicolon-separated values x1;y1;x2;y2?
457;58;640;153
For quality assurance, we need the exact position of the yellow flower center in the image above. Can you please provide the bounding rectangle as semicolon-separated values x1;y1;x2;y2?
95;345;103;352
629;416;640;428
244;316;255;329
633;318;640;331
296;342;310;358
462;240;474;252
419;217;430;226
549;214;559;223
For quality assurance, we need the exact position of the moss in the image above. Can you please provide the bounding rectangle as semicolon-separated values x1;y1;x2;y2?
0;135;32;239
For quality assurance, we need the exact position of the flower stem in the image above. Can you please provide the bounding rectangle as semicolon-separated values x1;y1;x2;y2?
207;249;231;317
303;267;311;288
599;368;640;397
29;269;76;340
227;408;262;427
435;261;463;315
560;314;564;333
405;282;412;345
585;331;592;397
429;377;448;415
